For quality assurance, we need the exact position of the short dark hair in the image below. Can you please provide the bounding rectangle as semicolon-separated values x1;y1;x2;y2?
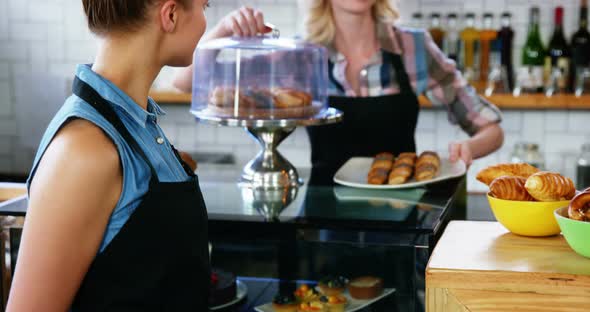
82;0;191;35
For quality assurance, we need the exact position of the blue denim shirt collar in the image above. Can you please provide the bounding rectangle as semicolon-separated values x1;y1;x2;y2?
75;64;166;128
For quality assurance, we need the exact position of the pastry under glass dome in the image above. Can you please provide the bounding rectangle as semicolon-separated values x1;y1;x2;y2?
190;32;342;189
191;35;330;121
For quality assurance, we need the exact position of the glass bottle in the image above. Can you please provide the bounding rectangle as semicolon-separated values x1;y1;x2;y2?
411;12;424;28
520;7;546;93
460;13;480;83
546;6;571;94
444;13;461;63
577;143;590;190
498;12;515;91
511;142;545;170
479;13;497;82
429;13;445;49
572;0;590;95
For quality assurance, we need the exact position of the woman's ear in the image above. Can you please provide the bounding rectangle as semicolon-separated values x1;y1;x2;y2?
159;0;178;33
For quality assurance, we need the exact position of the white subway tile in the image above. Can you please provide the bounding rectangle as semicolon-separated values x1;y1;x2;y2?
500;111;522;132
544;111;568;132
10;22;48;41
416;111;436;131
46;24;65;62
217;126;252;145
521;111;545;145
564;154;578;183
0;156;13;173
0;136;12;155
0;62;9;80
568;111;590;134
0;1;8;40
0;81;12;117
30;41;48;72
8;0;27;21
28;2;63;22
292;127;310;148
0;41;29;61
416;132;436;153
544;152;565;174
0;118;17;136
12;148;35;174
277;146;311;167
545;133;585;154
195;124;218;144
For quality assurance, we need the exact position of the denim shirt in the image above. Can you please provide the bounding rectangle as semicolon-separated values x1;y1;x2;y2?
28;64;190;252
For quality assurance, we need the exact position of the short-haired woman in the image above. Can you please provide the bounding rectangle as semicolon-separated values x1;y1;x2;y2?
174;1;504;184
7;0;211;310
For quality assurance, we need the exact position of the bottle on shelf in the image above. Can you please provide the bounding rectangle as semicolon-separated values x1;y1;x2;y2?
572;0;590;96
577;143;590;189
480;13;497;82
484;32;503;96
460;13;480;83
498;12;515;91
429;13;445;49
545;6;571;96
514;7;545;96
443;13;461;63
411;12;424;29
511;142;545;170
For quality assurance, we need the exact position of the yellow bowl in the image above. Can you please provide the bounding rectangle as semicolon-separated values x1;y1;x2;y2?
486;193;570;237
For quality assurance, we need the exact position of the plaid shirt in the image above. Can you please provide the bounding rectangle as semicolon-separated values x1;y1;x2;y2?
327;24;502;136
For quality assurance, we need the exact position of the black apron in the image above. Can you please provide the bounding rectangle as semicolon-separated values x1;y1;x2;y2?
60;77;210;311
306;53;420;185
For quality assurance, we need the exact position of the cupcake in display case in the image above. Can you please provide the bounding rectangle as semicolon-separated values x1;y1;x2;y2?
191;35;329;120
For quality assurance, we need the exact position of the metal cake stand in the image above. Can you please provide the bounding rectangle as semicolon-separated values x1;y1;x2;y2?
192;108;342;189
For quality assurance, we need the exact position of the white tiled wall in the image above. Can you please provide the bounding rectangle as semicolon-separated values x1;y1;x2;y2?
0;0;588;192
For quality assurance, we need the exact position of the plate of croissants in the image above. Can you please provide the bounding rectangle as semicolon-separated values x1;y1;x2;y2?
333;151;466;189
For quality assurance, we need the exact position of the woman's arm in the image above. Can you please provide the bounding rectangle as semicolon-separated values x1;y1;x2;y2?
417;30;504;165
172;7;267;93
449;123;504;167
7;119;122;311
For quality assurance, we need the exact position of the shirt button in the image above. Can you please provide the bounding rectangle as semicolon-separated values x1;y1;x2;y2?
156;137;164;145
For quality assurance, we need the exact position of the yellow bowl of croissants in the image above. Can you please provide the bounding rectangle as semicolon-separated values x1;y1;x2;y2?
477;163;576;237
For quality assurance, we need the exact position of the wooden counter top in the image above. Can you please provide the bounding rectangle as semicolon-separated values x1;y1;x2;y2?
426;221;590;312
149;90;590;110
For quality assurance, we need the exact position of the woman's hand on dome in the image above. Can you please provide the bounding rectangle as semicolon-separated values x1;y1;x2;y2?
212;6;269;38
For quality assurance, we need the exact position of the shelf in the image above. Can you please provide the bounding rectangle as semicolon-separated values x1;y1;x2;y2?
149;90;590;110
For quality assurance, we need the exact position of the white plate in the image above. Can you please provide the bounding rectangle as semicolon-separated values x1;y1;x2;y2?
210;280;248;311
254;288;395;312
334;157;466;189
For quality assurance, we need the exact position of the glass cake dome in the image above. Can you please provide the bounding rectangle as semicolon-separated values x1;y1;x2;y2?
190;35;329;121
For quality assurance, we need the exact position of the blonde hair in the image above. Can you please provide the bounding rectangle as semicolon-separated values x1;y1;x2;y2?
302;0;400;46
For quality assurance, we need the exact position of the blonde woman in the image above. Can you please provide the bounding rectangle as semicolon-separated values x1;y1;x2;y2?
174;1;504;184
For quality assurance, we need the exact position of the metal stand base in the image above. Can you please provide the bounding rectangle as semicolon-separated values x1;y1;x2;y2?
240;126;302;188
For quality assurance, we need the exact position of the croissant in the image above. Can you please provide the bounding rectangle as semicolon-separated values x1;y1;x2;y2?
367;168;389;185
388;164;413;185
372;153;394;171
524;171;576;202
415;151;440;169
569;190;590;221
395;152;417;166
476;163;540;186
490;176;535;201
415;152;440;181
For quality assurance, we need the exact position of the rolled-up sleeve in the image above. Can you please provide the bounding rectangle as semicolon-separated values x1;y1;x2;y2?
421;31;502;136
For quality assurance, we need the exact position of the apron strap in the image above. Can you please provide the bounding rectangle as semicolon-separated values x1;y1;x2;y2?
72;76;160;183
389;53;414;94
